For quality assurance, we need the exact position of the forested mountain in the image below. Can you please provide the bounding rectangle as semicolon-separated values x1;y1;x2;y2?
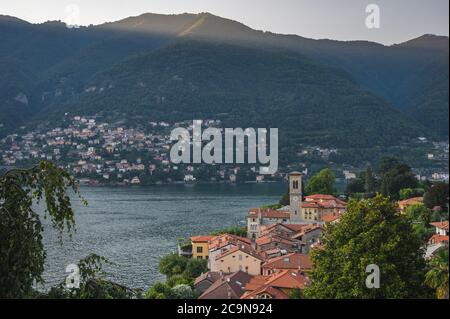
0;12;448;146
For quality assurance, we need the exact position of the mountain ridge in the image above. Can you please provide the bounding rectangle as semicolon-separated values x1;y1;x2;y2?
0;12;448;150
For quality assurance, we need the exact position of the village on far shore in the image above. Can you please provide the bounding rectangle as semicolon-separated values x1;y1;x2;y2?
178;172;449;299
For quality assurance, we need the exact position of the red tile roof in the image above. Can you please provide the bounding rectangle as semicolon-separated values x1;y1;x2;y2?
215;243;264;261
322;214;341;223
305;194;337;201
398;197;424;206
428;234;449;245
191;235;214;243
209;234;251;250
430;221;449;231
241;270;308;299
262;253;312;271
248;208;290;219
199;271;253;299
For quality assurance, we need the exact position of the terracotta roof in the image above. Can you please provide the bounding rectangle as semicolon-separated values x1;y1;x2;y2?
215;243;264;261
256;234;296;247
209;234;251;250
241;285;289;299
262;253;312;271
283;224;311;233
428;234;449;245
191;235;214;243
305;194;337;201
398;197;424;206
430;221;449;231
291;224;324;239
322;214;341;223
194;271;223;286
241;270;307;299
248;208;290;219
199;271;253;299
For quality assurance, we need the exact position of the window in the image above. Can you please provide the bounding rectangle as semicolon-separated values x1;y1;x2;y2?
239;255;243;261
196;246;203;253
293;180;298;189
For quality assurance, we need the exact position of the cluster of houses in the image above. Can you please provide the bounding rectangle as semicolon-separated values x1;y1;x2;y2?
0;116;276;184
186;172;449;299
187;172;347;299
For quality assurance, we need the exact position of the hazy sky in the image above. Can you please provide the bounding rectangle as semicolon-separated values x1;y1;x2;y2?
1;0;448;45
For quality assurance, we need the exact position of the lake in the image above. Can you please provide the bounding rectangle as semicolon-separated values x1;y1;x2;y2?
40;182;286;291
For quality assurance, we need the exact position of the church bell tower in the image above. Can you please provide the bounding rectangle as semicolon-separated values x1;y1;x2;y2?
289;171;303;223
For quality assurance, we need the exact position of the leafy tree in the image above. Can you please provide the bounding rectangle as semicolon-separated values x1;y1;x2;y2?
424;248;449;299
210;226;247;237
145;282;173;299
364;166;376;194
0;161;83;298
405;204;433;241
289;288;303;299
183;258;208;279
377;157;417;200
261;203;283;210
166;274;192;288
346;176;365;195
399;188;425;200
305;195;429;298
171;284;196;299
305;168;336;195
423;182;449;210
279;190;290;206
399;188;414;200
159;253;188;278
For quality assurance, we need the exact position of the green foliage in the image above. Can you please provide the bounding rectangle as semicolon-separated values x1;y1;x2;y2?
145;282;196;299
399;188;414;200
399;188;425;200
423;182;449;210
305;195;429;298
305;168;336;195
183;258;208;280
158;253;207;280
378;157;418;200
289;288;303;299
166;274;192;288
261;203;283;210
159;253;189;278
144;282;174;299
347;158;422;201
425;248;449;299
0;160;83;298
210;226;247;237
279;190;290;206
171;284;196;299
405;204;434;241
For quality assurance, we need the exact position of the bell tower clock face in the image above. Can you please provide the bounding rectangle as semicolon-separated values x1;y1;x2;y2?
292;196;299;202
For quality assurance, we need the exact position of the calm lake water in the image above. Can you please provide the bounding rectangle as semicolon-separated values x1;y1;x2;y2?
40;182;286;291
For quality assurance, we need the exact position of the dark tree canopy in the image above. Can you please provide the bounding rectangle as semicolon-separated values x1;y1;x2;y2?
305;195;430;299
0;161;82;298
424;182;449;210
305;168;336;195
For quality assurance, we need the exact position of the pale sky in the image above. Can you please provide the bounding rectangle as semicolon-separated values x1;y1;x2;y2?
0;0;448;45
